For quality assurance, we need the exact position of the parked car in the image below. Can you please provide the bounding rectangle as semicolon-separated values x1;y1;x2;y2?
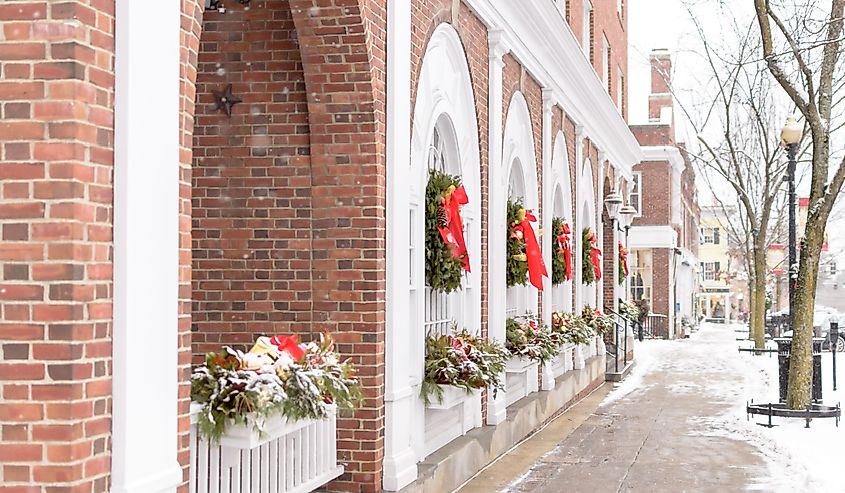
780;308;845;351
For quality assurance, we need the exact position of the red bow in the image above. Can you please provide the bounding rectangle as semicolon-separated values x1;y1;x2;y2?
438;185;471;272
618;241;629;276
588;229;602;281
513;209;548;290
449;336;470;360
269;335;305;360
557;222;572;281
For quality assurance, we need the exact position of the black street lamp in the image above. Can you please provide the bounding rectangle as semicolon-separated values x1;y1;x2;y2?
619;205;637;300
780;116;802;330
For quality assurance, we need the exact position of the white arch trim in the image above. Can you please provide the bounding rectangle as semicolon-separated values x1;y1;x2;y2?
385;22;482;491
502;91;540;209
576;158;597;309
549;132;573;312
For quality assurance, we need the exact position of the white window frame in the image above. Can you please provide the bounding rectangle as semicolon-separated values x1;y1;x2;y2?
602;35;610;91
701;261;720;281
582;0;592;58
701;227;720;244
617;65;624;111
629;172;642;216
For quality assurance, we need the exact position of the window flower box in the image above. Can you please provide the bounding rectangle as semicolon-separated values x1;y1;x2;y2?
425;385;482;411
190;404;344;493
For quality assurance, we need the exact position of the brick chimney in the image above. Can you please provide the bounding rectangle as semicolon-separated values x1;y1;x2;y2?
648;49;673;126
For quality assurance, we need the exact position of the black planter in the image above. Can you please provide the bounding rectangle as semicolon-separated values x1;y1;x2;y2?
774;337;824;403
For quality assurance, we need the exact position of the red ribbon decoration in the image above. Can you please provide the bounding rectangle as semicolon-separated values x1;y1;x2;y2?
557;222;573;281
437;185;471;272
513;209;548;290
588;229;602;281
618;241;629;276
449;335;470;360
269;335;305;361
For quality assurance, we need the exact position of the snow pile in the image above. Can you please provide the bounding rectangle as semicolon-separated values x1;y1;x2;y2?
694;325;845;492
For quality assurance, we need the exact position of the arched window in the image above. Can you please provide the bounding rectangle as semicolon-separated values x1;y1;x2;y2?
507;158;529;317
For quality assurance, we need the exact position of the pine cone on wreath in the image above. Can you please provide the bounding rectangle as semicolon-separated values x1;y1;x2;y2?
436;203;449;229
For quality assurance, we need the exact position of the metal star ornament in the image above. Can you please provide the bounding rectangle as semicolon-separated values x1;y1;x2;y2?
212;84;242;117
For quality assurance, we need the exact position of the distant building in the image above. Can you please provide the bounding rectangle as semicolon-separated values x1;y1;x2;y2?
768;197;832;312
698;205;747;323
628;50;701;338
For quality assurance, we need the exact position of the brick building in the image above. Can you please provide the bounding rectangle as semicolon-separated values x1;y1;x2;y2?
0;1;642;492
628;49;700;338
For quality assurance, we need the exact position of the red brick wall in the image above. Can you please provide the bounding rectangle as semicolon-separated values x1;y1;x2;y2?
189;1;388;490
191;2;314;359
566;0;628;119
630;123;673;147
652;248;670;319
178;1;204;489
0;1;115;490
602;174;615;309
631;161;671;226
290;1;387;490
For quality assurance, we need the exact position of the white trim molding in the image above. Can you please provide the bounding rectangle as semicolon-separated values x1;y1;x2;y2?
628;225;678;249
486;28;510;426
112;1;182;492
463;0;643;181
384;0;416;489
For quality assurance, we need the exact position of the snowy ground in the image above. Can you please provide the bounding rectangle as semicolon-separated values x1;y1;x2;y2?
613;323;845;492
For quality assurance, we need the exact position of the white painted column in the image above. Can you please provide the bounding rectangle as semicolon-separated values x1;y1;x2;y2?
596;151;606;311
383;0;418;489
611;174;620;313
573;125;585;310
541;90;555;329
487;30;509;425
112;1;181;492
541;90;556;391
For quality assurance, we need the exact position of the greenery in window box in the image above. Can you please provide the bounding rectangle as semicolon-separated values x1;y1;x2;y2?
581;227;598;285
550;310;593;346
191;334;362;443
505;315;558;364
506;199;529;287
420;328;508;406
579;306;615;336
551;217;570;286
425;169;465;293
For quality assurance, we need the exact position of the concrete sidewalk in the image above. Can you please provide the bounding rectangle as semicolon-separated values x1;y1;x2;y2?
459;325;771;493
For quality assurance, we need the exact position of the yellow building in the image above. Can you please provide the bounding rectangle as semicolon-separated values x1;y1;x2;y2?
698;206;746;322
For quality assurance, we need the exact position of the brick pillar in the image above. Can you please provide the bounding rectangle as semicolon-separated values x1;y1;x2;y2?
0;2;115;490
290;2;387;489
178;1;204;489
191;1;315;359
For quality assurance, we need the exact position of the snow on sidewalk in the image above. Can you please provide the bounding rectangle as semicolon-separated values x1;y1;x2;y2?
622;322;844;492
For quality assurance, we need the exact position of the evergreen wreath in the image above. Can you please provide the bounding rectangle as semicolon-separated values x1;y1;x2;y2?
425;169;465;293
582;227;597;286
551;217;567;286
506;198;529;287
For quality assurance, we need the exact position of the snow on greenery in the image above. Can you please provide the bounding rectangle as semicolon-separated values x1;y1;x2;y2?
421;328;508;406
191;334;361;442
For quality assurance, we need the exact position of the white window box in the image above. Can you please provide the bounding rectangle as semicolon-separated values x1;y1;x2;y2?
190;403;344;493
542;344;576;390
505;357;539;406
425;385;482;411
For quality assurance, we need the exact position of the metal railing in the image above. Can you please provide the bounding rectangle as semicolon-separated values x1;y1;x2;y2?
605;308;635;373
643;313;668;339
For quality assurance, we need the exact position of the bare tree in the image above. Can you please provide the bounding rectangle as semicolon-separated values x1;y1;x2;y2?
670;2;790;349
755;0;845;409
